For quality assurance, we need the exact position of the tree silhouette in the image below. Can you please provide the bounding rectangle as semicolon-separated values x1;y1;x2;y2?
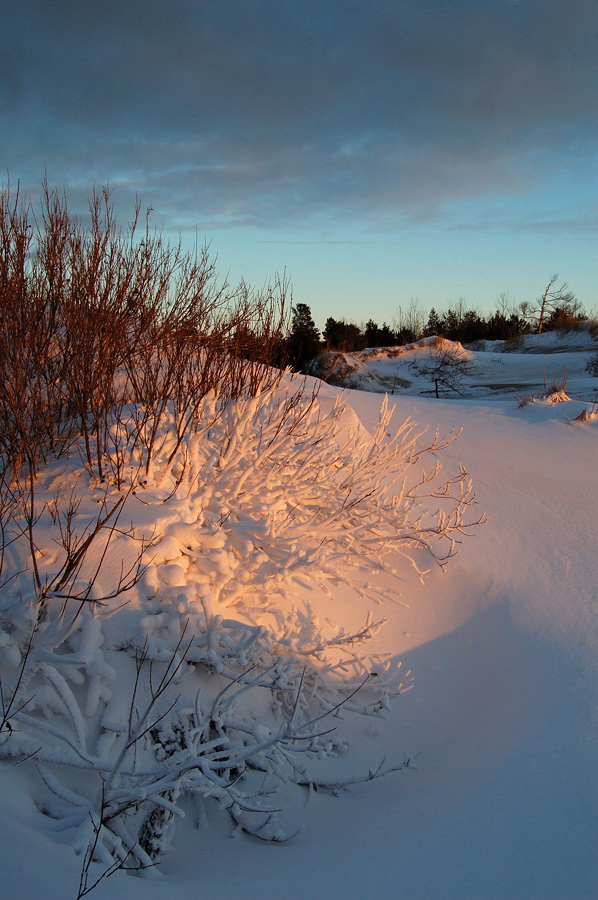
288;303;321;371
424;308;445;337
521;274;580;334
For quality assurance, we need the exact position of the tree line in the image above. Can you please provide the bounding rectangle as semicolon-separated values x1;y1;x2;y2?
286;277;589;372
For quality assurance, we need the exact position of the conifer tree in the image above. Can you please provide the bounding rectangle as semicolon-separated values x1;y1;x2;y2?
288;303;321;371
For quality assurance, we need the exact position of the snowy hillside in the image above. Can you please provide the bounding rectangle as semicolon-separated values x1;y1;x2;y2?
1;333;598;900
317;328;598;401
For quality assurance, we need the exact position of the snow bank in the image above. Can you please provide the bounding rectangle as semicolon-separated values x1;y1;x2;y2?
1;345;597;900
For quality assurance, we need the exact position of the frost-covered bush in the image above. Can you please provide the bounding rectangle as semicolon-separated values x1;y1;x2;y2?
0;182;484;890
0;375;483;889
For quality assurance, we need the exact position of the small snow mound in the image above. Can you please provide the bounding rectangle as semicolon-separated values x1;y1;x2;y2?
426;335;474;361
546;390;571;403
573;407;598;423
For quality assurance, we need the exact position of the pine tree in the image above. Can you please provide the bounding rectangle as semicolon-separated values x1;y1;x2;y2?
288;303;321;371
424;308;445;337
378;322;396;346
364;319;379;348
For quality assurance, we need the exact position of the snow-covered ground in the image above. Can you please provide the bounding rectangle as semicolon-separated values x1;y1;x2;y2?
321;328;598;401
1;331;597;899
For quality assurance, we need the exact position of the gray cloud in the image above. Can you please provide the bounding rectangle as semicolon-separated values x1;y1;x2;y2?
2;0;597;231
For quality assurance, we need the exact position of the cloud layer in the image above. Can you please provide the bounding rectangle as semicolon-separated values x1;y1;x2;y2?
3;0;598;233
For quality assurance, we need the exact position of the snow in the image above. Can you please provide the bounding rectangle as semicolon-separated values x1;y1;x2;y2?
1;331;598;899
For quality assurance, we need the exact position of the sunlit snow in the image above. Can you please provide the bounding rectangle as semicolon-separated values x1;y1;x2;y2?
1;330;597;900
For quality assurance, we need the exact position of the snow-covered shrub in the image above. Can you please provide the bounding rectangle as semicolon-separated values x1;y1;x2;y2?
0;181;485;889
0;374;483;887
546;389;571;404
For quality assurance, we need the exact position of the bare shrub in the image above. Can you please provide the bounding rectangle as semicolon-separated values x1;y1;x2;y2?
0;180;289;490
411;338;474;398
515;367;571;407
542;366;570;402
585;351;598;377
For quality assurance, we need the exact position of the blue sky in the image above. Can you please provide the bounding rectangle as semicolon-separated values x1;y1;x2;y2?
3;0;598;330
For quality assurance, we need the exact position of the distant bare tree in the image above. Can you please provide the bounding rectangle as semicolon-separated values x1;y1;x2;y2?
394;296;425;343
522;274;579;334
496;290;517;317
414;338;474;398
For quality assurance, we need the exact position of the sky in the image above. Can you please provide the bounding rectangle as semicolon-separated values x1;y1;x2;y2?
2;0;598;330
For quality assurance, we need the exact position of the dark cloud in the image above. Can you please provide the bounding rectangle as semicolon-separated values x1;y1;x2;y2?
2;0;597;231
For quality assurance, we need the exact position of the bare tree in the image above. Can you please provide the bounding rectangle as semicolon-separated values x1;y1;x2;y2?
413;338;474;398
394;296;425;343
522;274;578;334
